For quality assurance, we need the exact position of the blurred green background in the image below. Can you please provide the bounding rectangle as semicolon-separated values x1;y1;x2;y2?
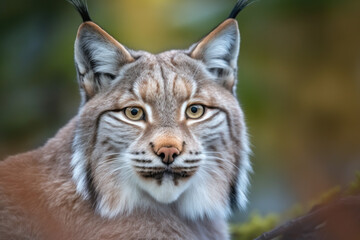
1;0;360;226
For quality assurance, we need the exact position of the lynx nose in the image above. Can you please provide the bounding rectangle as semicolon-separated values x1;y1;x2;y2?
157;147;180;165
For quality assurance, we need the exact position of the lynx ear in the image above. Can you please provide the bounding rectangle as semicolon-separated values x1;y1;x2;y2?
190;19;240;94
75;22;134;102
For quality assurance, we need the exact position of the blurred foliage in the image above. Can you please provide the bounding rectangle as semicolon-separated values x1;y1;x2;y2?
345;172;360;196
231;213;279;240
308;185;342;207
231;172;360;239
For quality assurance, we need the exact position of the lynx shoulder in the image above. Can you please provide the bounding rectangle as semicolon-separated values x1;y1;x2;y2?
0;1;253;239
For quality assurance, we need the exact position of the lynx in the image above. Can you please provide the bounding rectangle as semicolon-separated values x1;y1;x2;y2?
0;0;252;239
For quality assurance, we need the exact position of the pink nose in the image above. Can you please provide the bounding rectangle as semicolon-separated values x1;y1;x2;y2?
157;147;180;165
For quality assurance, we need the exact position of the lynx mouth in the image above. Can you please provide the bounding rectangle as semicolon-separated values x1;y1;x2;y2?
136;166;198;184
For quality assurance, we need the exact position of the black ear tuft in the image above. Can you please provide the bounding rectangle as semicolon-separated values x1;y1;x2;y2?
228;0;254;19
68;0;92;22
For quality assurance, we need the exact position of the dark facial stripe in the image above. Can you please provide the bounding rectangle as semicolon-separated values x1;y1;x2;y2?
201;132;222;141
172;74;178;94
105;144;121;153
109;132;136;140
207;120;224;130
103;120;121;128
207;145;218;152
190;109;221;127
84;109;114;208
219;132;229;150
203;137;222;145
100;138;127;154
107;113;123;123
101;136;126;146
107;138;126;146
229;170;239;211
215;107;244;213
85;163;99;209
131;159;152;163
130;151;146;155
216;106;242;150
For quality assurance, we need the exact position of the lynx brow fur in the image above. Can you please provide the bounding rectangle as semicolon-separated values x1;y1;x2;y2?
0;0;253;239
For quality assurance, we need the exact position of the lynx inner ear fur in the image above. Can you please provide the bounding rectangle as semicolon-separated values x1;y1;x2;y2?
190;19;240;94
74;22;134;102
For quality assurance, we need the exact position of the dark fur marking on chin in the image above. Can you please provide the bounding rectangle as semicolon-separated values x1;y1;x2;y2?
137;171;165;180
172;171;196;184
172;166;198;170
137;170;196;181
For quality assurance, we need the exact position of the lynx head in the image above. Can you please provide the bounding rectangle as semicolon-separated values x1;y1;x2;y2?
69;0;252;220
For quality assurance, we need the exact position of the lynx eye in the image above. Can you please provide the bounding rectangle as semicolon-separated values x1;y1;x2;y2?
124;107;144;121
186;105;205;119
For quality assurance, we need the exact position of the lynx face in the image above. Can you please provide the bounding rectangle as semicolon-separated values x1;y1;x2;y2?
70;4;251;220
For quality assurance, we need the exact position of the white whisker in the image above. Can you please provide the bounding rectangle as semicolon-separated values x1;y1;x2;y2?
206;156;241;171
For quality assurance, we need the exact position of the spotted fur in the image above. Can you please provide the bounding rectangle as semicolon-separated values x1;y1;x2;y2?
0;1;252;239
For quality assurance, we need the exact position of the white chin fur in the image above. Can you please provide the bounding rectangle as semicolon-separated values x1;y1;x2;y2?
139;176;190;204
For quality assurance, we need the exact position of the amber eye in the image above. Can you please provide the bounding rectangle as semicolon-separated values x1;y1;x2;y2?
186;105;205;119
124;107;144;121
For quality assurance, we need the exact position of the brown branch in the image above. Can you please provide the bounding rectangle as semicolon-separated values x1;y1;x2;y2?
254;196;360;240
